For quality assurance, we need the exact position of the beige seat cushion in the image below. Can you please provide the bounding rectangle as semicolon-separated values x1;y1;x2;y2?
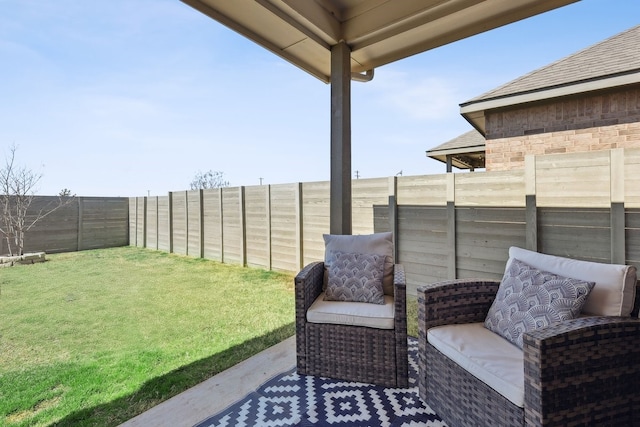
428;323;525;407
306;292;395;329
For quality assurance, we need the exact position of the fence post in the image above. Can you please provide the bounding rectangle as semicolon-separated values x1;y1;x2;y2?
199;189;205;259
168;192;174;253
296;183;303;270
388;176;398;261
137;197;144;247
240;186;247;266
525;155;538;252
143;196;148;248
446;173;456;279
77;197;84;251
183;191;189;256
155;196;160;250
266;185;272;270
611;148;626;264
132;197;138;247
219;188;224;263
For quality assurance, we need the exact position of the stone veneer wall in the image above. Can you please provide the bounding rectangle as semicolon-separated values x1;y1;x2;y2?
485;86;640;171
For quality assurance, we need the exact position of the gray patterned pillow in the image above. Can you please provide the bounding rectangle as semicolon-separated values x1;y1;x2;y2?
324;251;385;304
484;258;595;348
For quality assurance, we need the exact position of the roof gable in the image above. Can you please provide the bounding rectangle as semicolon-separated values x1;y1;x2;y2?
468;24;640;103
461;24;640;133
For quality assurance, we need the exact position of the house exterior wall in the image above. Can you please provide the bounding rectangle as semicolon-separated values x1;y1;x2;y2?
485;86;640;171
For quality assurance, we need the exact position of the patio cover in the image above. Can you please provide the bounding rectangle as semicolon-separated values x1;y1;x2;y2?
180;0;579;234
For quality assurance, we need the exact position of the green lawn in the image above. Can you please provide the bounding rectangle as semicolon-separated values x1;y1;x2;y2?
0;247;296;427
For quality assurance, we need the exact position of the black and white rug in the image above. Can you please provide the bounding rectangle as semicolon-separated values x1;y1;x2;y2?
194;338;446;427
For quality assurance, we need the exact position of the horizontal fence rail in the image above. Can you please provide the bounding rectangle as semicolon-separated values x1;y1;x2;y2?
131;148;640;295
1;196;129;256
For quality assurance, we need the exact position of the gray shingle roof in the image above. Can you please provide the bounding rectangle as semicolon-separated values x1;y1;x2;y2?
426;129;485;170
463;24;640;105
427;129;485;153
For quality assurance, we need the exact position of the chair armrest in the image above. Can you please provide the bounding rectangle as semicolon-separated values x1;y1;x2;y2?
294;261;324;375
393;264;407;333
523;316;640;425
393;264;409;388
393;263;407;319
295;261;324;316
417;279;501;331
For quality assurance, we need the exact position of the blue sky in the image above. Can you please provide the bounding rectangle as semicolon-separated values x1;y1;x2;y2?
1;0;639;197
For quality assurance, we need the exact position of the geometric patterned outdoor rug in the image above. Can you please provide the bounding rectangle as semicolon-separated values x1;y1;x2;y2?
194;337;447;427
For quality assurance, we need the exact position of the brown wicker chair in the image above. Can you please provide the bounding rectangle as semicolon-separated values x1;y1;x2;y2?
295;261;408;388
418;261;640;426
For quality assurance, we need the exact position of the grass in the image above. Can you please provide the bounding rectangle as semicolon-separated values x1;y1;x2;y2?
0;247;296;427
407;295;419;338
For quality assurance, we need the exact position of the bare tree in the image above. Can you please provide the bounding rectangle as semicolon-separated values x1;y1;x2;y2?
0;144;75;256
190;170;229;190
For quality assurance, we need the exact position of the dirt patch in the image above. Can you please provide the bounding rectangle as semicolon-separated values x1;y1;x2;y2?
6;392;63;423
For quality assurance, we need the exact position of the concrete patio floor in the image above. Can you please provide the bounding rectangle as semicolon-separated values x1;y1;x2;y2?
119;336;296;427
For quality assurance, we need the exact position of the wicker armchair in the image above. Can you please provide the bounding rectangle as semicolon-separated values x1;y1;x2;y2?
295;261;409;387
417;248;640;427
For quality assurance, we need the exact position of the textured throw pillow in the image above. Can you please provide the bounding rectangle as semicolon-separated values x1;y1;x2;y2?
323;232;394;296
324;251;385;304
508;246;637;317
484;258;595;349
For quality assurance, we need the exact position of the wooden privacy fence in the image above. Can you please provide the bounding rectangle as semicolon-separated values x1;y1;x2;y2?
130;148;640;295
130;179;389;273
1;196;129;255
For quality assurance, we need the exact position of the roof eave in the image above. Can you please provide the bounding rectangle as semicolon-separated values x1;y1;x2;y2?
181;0;580;83
426;145;486;157
460;71;640;134
427;152;485;170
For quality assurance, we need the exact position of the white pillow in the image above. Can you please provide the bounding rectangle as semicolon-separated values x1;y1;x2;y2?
323;232;394;296
507;246;637;317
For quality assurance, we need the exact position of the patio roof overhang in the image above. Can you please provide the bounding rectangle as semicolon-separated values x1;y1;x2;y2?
180;0;579;234
181;0;579;83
